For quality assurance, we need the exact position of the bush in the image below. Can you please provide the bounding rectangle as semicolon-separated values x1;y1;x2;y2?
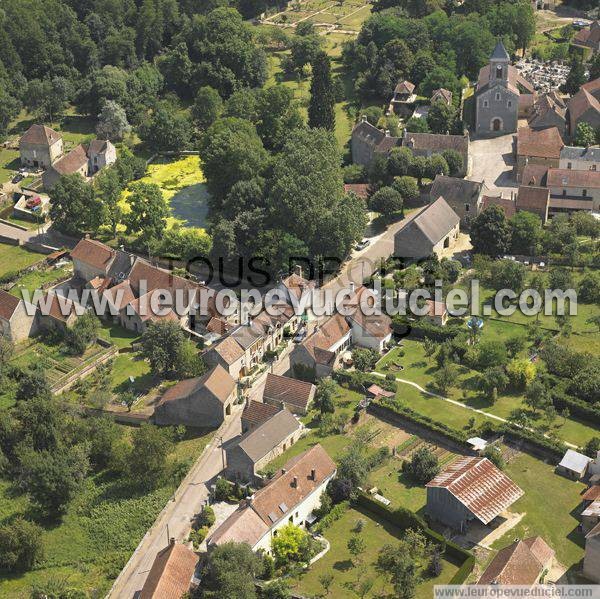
402;447;440;483
313;500;349;534
197;505;216;528
214;477;233;501
0;517;45;572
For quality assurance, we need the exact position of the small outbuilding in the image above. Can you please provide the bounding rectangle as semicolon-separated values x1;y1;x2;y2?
557;449;592;481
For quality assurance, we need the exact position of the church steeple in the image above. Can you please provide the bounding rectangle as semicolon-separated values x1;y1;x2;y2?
489;40;509;84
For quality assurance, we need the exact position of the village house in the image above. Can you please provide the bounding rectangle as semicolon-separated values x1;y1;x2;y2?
582;500;600;534
429;175;487;229
528;91;567;138
568;79;600;138
475;41;536;136
560;146;600;172
431;88;453;106
262;373;315;416
480;194;517;219
582;484;600;510
87;139;116;174
393;197;460;259
207;444;336;553
241;400;282;434
19;124;63;170
345;289;393;352
521;163;550;187
70;237;134;284
290;313;351;380
225;409;302;482
38;291;80;333
516;185;550;224
426;456;524;532
584;523;600;582
572;21;600;56
546;168;600;214
351;117;401;166
0;289;38;343
515;126;564;182
557;449;592;480
42;144;89;189
476;537;555;585
402;130;469;175
204;336;246;380
153;364;236;428
389;80;417;116
138;539;198;599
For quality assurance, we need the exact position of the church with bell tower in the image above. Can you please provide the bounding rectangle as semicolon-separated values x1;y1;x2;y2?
475;40;534;137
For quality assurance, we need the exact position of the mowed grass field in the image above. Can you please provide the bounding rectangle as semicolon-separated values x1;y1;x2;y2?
0;245;46;278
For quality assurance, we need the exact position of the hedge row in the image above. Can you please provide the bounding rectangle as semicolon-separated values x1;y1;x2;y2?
497;423;568;459
355;493;474;583
392;317;460;342
332;370;396;393
551;390;600;428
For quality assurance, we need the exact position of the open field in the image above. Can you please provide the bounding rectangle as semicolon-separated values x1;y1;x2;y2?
120;155;209;230
0;428;214;598
293;505;460;598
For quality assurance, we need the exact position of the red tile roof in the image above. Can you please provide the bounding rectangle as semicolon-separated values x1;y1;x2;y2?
516;186;549;213
481;195;516;219
158;364;235;405
50;144;88;176
70;238;115;272
583;485;600;502
263;373;315;412
426;456;524;524
367;384;394;398
547;168;600;189
19;124;61;146
0;289;21;321
242;400;282;429
139;542;197;599
517;126;563;159
521;164;549;187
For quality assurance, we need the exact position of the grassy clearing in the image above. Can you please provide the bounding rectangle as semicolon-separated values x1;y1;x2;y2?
119;155;209;229
97;322;141;350
0;428;214;598
0;244;45;277
9;265;71;297
494;451;585;569
0;147;19;185
293;506;459;598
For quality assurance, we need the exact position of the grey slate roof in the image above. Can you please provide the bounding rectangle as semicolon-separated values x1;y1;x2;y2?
405;197;459;244
560;146;600;162
559;449;592;474
491;40;510;61
430;175;484;206
237;410;301;463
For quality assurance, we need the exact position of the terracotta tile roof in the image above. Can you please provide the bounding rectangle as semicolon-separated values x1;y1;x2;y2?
547;168;600;189
587;521;600;538
0;289;21;321
481;195;516;219
516;186;549;212
263;374;315;412
19;124;61;146
521;164;549;187
237;409;301;462
516;126;563;159
477;64;535;96
573;22;600;49
206;317;231;336
583;485;600;502
139;542;197;599
549;198;594;210
432;88;452;105
242;400;282;429
477;537;553;585
50;144;88;176
208;502;270;547
128;260;198;295
281;273;315;300
158;364;235;406
426;456;524;524
348;307;392;340
568;88;600;124
403;131;469;157
41;292;77;322
582;76;600;97
426;299;447;318
70;238;115;272
102;280;136;312
367;384;394;398
210;335;245;365
302;313;350;365
127;292;178;322
528;91;567;127
344;183;370;199
395;80;415;94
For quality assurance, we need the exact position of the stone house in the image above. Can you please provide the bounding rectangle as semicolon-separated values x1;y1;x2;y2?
476;537;555;585
226;409;302;482
516;185;550;223
559;146;600;172
0;289;38;343
19;124;63;170
568;79;600;138
290;313;351;380
426;456;524;532
262;373;315;416
87;139;116;174
515;126;563;182
528;92;567;139
351;118;401;166
42;144;89;189
572;21;600;56
393;197;460;259
208;444;336;554
37;291;80;333
547;168;600;214
584;523;600;583
402;130;469;175
153;364;236;428
475;41;535;136
430;175;487;229
139;539;198;599
389;80;417;116
70;237;134;284
480;195;517;219
119;293;181;334
204;336;246;380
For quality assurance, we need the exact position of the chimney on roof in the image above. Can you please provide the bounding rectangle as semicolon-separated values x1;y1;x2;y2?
310;468;316;480
85;233;90;239
170;537;175;546
361;115;367;123
349;282;355;293
385;130;390;137
292;476;298;487
293;264;303;278
281;468;286;475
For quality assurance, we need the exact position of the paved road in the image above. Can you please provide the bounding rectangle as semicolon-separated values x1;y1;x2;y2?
467;134;518;198
107;408;243;598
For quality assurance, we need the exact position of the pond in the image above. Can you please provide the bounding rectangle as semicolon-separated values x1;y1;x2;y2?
170;182;210;229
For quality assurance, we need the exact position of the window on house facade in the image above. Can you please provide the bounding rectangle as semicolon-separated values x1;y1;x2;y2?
483;100;489;108
465;203;470;212
583;189;587;196
592;165;597;171
495;93;501;101
562;189;566;196
567;162;572;169
507;101;512;108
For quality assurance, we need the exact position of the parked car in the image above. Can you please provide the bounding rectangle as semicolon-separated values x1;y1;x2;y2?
355;239;370;251
11;173;24;184
293;329;307;343
26;196;41;209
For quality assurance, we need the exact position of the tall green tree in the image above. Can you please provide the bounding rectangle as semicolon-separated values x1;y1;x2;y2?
308;51;335;131
470;205;511;257
95;167;123;238
563;59;586;95
123;182;169;244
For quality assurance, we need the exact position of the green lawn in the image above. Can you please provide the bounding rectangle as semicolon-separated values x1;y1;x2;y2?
294;506;460;598
9;266;71;298
0;244;45;277
110;352;153;395
0;428;214;598
98;322;141;350
0;147;19;184
493;451;585;570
